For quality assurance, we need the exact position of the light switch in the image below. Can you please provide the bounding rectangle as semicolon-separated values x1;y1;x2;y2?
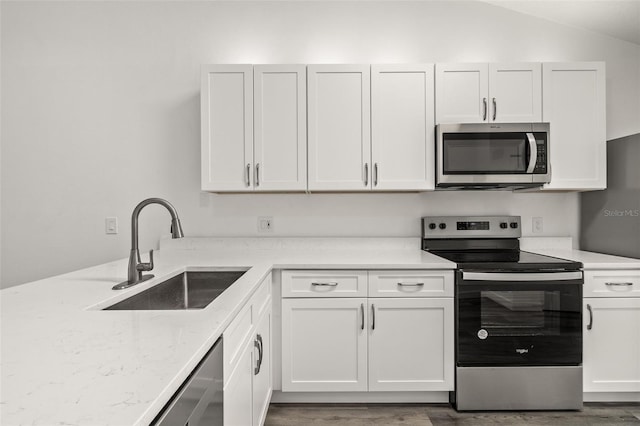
105;217;118;234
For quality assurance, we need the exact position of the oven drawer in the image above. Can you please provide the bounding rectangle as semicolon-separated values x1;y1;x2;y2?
281;270;367;297
368;270;454;297
584;270;640;298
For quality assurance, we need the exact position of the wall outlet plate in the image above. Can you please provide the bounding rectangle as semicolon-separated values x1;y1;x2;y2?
258;216;273;233
532;217;543;234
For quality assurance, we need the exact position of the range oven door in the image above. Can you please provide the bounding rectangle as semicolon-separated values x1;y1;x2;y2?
456;270;583;367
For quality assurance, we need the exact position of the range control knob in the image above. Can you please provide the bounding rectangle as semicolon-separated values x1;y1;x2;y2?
500;222;508;229
439;223;447;230
428;223;436;230
510;222;519;229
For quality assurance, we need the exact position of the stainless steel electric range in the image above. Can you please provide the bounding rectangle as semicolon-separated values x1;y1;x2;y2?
422;216;584;411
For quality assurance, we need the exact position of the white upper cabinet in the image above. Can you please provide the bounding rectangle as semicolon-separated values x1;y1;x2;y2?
489;63;542;122
308;65;371;191
201;65;253;191
201;64;307;192
541;62;606;191
436;63;488;124
254;65;307;191
435;63;541;124
371;64;435;191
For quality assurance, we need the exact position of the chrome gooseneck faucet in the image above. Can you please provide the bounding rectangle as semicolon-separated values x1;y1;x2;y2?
113;198;184;290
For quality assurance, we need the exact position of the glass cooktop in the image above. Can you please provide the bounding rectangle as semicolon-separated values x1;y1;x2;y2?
428;250;583;271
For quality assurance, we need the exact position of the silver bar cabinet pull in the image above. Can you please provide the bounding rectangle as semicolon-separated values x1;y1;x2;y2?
374;163;378;187
371;303;375;330
311;282;338;287
364;163;369;187
605;282;633;286
245;163;251;187
492;97;497;121
255;163;260;187
587;304;593;330
398;282;425;287
360;303;364;330
482;98;487;121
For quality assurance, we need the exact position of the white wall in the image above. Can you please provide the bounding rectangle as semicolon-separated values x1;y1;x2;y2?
1;1;639;288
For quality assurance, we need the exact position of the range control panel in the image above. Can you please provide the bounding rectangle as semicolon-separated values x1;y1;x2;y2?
422;216;522;239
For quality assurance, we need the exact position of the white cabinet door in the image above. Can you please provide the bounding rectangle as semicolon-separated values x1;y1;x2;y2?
542;62;606;190
252;308;272;426
281;298;368;391
201;65;253;192
489;63;541;123
435;63;489;124
254;65;307;192
308;65;371;191
368;298;454;391
371;64;435;191
584;298;640;393
224;339;254;426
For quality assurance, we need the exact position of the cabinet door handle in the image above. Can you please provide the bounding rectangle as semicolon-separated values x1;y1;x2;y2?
605;282;633;286
371;303;376;331
311;282;338;287
360;303;364;330
482;98;488;121
245;163;251;187
374;163;378;187
492;97;497;121
398;282;424;287
255;163;260;187
587;304;593;330
254;334;263;375
364;163;369;187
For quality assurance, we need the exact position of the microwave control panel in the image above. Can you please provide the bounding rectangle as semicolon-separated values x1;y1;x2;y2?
533;134;548;174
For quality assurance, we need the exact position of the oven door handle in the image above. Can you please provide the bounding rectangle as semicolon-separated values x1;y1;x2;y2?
462;271;583;281
526;132;537;174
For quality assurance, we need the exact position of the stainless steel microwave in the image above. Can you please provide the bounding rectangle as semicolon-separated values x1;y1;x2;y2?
436;122;551;190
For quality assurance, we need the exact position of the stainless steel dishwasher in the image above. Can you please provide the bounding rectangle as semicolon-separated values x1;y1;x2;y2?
153;337;223;426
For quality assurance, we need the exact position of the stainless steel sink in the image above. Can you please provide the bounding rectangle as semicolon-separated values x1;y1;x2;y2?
104;270;247;310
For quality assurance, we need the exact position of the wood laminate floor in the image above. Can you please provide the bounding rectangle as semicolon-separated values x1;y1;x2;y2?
265;403;640;425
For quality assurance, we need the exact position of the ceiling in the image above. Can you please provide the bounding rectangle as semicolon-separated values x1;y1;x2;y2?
483;0;640;45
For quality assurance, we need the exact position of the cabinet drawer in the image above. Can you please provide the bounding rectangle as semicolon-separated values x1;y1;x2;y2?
281;270;367;298
254;273;272;318
368;270;454;297
584;270;640;298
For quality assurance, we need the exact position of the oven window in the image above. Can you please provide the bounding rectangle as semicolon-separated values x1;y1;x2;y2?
443;133;527;174
481;290;560;336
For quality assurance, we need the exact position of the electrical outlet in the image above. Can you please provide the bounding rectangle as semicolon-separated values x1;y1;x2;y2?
532;217;543;234
258;216;273;233
105;217;118;234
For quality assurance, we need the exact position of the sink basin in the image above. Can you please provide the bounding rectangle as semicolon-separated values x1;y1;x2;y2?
104;270;247;310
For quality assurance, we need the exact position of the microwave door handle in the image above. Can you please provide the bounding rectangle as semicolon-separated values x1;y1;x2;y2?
526;133;537;173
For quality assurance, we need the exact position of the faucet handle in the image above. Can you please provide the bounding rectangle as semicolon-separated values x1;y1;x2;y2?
136;249;154;272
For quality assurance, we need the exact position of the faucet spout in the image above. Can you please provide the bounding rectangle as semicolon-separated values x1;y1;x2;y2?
113;198;184;290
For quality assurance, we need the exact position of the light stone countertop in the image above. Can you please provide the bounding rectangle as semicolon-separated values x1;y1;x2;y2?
0;238;454;426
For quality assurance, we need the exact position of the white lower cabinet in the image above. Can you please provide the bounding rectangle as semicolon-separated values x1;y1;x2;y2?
224;275;272;426
281;270;454;393
368;298;453;391
583;298;640;393
281;298;368;392
252;308;272;426
583;269;640;398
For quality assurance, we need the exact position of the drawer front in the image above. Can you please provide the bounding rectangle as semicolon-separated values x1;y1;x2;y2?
223;301;253;384
281;270;367;298
368;270;454;297
254;273;272;318
584;270;640;298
